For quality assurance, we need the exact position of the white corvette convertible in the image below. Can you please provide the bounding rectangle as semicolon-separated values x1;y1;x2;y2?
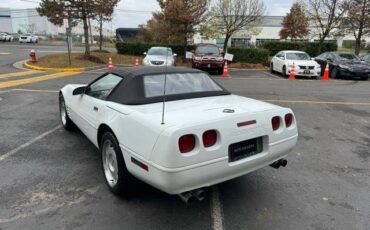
59;67;298;201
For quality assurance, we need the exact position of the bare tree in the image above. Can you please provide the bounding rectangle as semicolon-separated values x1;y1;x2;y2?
209;0;265;52
38;0;103;56
342;0;370;55
305;0;346;52
96;0;119;51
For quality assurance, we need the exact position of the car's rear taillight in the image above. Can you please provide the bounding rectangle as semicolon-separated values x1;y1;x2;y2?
285;113;293;128
202;130;217;147
271;116;281;131
179;134;196;153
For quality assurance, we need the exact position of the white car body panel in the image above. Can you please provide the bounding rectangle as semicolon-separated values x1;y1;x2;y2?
61;83;298;194
19;34;38;43
271;50;321;77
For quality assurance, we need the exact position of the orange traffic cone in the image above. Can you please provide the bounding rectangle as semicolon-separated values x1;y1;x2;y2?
223;61;229;78
322;63;329;81
289;62;296;80
108;57;113;71
135;58;140;68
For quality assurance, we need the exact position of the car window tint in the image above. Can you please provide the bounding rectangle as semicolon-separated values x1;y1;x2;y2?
148;47;172;56
286;53;310;60
196;46;220;55
86;74;122;100
319;53;327;59
338;53;360;61
144;73;223;98
327;53;335;60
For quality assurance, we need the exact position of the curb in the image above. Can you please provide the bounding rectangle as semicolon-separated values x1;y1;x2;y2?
19;60;268;73
24;62;86;72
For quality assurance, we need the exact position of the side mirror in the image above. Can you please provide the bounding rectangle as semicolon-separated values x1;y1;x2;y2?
173;53;177;57
280;56;285;60
73;86;86;95
327;58;333;62
143;52;147;56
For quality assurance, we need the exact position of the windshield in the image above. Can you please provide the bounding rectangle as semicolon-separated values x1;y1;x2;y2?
338;53;360;61
196;45;220;55
144;73;223;98
286;52;311;60
147;47;172;56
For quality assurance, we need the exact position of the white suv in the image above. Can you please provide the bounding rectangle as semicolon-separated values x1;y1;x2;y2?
19;34;38;43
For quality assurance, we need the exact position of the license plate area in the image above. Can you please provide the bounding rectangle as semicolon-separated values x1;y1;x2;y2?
228;137;263;162
304;70;311;74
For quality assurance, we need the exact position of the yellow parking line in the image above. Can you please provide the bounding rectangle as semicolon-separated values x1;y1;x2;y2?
0;72;79;89
13;88;59;93
262;99;370;106
0;52;11;55
0;70;41;79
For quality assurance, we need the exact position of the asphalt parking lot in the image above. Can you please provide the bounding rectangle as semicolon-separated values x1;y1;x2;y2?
0;45;369;230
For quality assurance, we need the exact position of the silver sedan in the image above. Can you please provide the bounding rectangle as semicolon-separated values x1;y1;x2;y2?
142;47;177;66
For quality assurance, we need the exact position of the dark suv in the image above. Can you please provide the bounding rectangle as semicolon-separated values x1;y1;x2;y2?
192;44;224;75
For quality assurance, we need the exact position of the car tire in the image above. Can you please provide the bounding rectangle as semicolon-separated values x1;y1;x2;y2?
100;131;135;197
218;68;224;75
282;66;287;77
330;67;338;79
360;76;368;81
59;93;76;131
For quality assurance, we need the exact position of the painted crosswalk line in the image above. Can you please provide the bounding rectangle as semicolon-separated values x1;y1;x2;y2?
0;70;41;79
0;72;80;89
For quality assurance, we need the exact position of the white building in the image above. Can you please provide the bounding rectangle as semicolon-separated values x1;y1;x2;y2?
0;8;110;38
0;8;64;34
194;16;369;48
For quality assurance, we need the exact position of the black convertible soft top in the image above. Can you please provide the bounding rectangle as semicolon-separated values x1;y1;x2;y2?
104;67;230;105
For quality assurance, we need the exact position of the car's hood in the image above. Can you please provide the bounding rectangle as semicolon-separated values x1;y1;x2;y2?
116;95;282;128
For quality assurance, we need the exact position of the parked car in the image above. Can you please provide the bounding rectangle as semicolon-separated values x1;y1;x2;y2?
19;34;38;43
142;47;177;66
192;43;224;75
315;52;370;80
59;67;298;200
0;32;13;42
270;50;321;79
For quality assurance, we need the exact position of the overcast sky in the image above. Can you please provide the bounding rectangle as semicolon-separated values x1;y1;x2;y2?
0;0;294;28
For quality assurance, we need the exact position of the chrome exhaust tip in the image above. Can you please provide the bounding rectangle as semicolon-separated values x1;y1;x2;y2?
280;159;288;167
270;158;288;169
178;192;196;204
191;189;206;201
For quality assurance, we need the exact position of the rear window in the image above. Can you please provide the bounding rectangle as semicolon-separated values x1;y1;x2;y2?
144;73;223;98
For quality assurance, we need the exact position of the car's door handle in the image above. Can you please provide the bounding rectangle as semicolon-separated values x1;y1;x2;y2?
93;106;98;111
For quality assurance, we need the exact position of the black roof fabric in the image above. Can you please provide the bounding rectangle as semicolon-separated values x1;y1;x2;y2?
111;66;204;78
106;67;230;105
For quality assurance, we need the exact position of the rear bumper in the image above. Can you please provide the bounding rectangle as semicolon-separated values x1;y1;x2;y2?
121;134;298;194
